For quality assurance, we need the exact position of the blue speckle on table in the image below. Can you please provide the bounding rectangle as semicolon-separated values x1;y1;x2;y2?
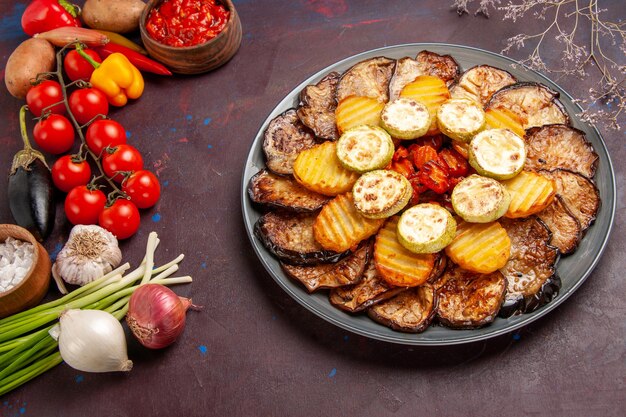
272;315;276;321
126;131;132;139
207;144;213;149
170;127;177;132
203;117;212;126
75;375;84;383
163;180;169;187
201;262;207;269
328;368;337;378
343;335;349;342
49;242;63;262
19;407;26;415
0;4;26;40
186;114;193;121
198;345;208;355
152;213;162;222
513;332;521;341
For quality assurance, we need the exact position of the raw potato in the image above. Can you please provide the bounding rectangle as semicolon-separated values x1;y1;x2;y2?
5;38;56;99
82;0;146;34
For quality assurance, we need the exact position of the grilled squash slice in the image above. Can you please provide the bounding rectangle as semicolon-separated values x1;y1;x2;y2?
451;174;511;223
263;109;318;175
436;98;486;143
336;125;394;173
380;97;432;139
536;194;582;255
499;217;560;317
435;264;506;329
352;170;412;219
313;193;385;252
329;257;406;313
374;216;439;287
525;124;598;178
368;285;437;333
399;75;451;135
281;241;371;292
468;128;526;180
502;170;556;218
397;203;456;253
484;107;526;139
445;220;511;274
336;56;395;103
335;95;385;135
248;169;330;212
293;141;360;196
449;64;517;105
297;71;341;141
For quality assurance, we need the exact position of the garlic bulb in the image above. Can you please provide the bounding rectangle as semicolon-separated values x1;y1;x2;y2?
52;309;133;373
52;225;122;294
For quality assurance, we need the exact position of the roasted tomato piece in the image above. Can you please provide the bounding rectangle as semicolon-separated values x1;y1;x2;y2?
439;147;469;177
412;145;439;170
418;160;450;194
392;146;410;161
389;159;415;178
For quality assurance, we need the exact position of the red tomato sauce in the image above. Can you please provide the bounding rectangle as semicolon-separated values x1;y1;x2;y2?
146;0;230;47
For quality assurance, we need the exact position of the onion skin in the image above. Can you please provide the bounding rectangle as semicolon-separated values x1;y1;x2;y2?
126;284;193;349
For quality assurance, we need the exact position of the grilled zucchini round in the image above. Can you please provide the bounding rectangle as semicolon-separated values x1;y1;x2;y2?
352;170;412;219
380;97;431;140
397;203;457;254
436;98;486;143
451;174;510;223
469;128;526;180
336;125;394;173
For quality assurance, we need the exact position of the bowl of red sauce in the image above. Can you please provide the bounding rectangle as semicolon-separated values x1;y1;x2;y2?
139;0;242;74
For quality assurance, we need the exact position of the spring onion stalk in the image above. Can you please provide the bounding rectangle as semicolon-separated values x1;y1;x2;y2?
0;232;191;396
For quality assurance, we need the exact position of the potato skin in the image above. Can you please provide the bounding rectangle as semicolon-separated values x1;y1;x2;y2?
82;0;146;34
5;38;56;99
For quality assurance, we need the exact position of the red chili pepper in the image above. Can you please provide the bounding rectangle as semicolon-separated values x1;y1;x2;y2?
21;0;81;37
93;43;172;76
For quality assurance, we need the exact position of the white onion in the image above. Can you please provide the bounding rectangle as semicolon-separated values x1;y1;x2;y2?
53;309;132;373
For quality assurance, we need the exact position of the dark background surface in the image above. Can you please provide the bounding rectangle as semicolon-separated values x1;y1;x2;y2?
1;1;624;416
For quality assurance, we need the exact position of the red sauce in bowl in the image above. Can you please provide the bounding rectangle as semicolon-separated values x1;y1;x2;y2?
145;0;230;47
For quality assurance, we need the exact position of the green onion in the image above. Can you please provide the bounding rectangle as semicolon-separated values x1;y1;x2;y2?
0;232;191;396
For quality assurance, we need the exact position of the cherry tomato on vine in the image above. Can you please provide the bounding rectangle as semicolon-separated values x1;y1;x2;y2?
68;88;109;125
64;49;102;82
33;114;75;154
85;119;127;156
52;155;92;193
26;80;66;117
102;144;143;182
122;170;161;208
65;186;106;225
99;199;140;239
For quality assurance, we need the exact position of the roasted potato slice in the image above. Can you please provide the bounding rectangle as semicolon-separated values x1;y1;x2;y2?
444;220;511;274
525;124;598;178
248;169;331;212
297;71;341;141
536;194;582;255
313;193;385;253
374;216;438;287
293;141;360;196
450;65;517;105
541;168;600;231
336;56;395;103
329;256;406;313
484;107;526;138
281;241;372;292
263;109;318;175
368;285;437;333
499;217;560;317
486;82;570;129
435;264;506;329
254;211;347;265
335;95;384;134
400;75;451;135
502;170;556;218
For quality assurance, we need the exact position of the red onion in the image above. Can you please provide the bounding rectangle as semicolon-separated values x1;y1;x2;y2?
126;284;195;349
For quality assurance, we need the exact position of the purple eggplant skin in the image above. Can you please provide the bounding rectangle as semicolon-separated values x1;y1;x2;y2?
8;157;56;241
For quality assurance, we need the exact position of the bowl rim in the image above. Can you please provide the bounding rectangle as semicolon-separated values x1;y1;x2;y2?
140;0;239;51
0;224;44;299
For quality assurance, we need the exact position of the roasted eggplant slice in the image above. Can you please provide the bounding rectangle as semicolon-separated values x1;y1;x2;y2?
367;285;437;333
254;211;347;265
541;168;600;231
525;124;598;178
435;264;506;329
486;82;570;129
262;109;318;175
281;241;372;292
336;56;395;103
499;217;560;317
388;52;460;101
537;195;582;255
329;257;405;313
297;72;341;141
248;169;331;212
450;65;517;105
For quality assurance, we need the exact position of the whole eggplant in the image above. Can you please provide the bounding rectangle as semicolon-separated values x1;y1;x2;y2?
7;106;56;241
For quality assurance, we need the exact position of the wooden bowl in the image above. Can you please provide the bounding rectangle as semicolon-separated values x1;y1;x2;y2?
139;0;242;74
0;224;51;318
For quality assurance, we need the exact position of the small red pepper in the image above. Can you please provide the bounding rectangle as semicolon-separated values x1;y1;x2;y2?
21;0;81;37
94;43;172;76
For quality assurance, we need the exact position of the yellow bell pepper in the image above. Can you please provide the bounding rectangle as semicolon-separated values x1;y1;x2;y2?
89;53;144;107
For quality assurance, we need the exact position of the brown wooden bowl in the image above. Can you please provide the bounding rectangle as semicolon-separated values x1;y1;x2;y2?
0;224;51;318
139;0;242;74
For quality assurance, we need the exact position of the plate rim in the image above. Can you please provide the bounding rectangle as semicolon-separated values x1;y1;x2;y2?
240;42;617;346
